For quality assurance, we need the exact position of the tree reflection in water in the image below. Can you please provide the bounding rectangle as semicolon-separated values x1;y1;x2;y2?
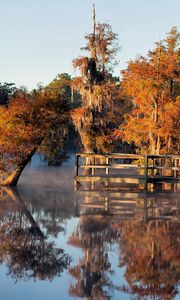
0;183;179;299
69;191;180;300
68;215;117;299
0;187;71;282
116;219;180;299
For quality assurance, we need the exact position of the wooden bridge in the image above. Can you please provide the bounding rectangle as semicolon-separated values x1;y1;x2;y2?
74;153;180;191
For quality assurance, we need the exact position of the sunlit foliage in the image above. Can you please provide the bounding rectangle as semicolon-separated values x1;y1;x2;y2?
70;9;130;153
0;87;69;185
117;27;180;154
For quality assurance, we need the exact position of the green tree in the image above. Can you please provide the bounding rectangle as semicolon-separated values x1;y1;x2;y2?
45;73;71;98
42;73;79;164
0;82;16;105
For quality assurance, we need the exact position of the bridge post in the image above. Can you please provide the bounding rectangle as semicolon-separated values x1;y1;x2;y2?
144;155;148;190
174;159;177;178
91;157;95;175
105;157;109;175
75;154;79;176
74;154;79;191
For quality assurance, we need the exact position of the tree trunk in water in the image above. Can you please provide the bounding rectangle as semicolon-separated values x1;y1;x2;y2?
1;147;38;186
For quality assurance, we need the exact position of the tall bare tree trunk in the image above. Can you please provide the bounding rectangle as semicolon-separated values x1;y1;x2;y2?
1;147;38;186
168;135;171;152
156;135;161;155
149;130;155;154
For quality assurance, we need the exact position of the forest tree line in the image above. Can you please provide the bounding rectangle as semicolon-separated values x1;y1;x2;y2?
0;19;179;186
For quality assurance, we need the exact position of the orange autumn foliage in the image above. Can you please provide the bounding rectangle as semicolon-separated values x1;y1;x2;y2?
118;27;180;154
0;90;69;185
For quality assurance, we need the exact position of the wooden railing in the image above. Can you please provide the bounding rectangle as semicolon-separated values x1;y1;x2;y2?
74;153;180;190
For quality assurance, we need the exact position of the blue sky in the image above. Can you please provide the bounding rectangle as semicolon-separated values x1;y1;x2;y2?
0;0;179;90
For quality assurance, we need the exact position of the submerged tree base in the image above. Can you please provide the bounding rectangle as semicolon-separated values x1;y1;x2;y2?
1;147;38;186
2;168;23;186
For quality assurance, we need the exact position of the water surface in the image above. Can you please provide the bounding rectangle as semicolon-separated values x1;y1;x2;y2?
0;155;179;300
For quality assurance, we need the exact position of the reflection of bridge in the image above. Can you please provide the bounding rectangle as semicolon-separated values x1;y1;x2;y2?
74;153;180;191
76;190;180;223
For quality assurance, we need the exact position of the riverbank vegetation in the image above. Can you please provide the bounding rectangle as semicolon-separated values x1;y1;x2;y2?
0;13;179;185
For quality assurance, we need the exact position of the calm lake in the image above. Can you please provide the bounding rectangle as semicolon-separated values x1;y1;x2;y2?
0;154;179;300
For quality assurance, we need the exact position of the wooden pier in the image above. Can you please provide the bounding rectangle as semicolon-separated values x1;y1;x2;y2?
74;153;180;191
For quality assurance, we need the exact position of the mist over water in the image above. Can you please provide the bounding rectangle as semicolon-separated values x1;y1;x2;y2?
0;154;179;300
19;153;75;188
